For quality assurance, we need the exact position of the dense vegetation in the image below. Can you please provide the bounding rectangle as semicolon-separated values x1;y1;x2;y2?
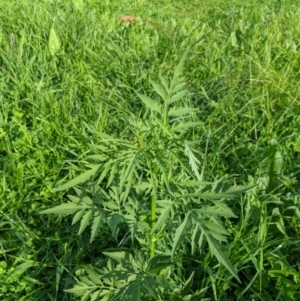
1;0;300;300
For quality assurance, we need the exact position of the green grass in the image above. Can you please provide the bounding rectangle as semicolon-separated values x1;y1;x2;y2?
0;0;300;300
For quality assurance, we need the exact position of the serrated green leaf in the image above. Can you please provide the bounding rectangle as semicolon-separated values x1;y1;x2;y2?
184;191;236;200
173;48;189;78
121;171;134;202
82;290;92;301
53;165;100;192
129;280;141;301
108;214;125;237
159;74;169;92
172;213;190;257
48;26;61;56
159;161;172;194
101;270;133;281
168;107;197;117
179;180;212;187
171;80;186;93
144;276;173;290
134;181;152;191
91;290;101;301
182;272;195;295
147;255;172;274
90;131;116;141
207;230;228;242
89;143;110;151
136;92;161;113
141;281;159;299
204;231;240;282
213;201;238;218
150;204;172;235
97;162;111;185
74;187;93;206
102;251;126;263
72;209;85;225
151;80;167;101
206;267;217;300
168;90;189;104
196;206;237;218
87;155;107;162
185;142;201;180
111;280;141;301
153;115;172;136
199;219;230;235
39;202;80;215
191;225;201;255
119;155;136;191
90;212;103;243
172;122;202;132
67;195;81;204
78;210;93;235
225;184;257;194
104;199;119;210
64;284;88;294
86;268;102;285
107;162;118;188
82;195;93;206
80;276;95;286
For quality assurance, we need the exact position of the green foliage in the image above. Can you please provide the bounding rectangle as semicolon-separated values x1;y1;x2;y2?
1;0;300;300
65;251;209;301
41;51;258;300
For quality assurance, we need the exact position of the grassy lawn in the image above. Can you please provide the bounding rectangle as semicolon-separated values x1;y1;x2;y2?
1;0;300;300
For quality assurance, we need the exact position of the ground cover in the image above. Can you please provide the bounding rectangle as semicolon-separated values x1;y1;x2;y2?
0;0;300;300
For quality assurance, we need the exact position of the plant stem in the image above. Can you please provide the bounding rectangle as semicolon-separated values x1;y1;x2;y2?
150;193;156;258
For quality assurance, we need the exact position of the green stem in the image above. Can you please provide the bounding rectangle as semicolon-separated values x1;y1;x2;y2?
150;193;156;258
259;202;267;293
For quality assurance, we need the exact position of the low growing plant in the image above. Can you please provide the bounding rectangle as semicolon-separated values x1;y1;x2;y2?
40;49;255;300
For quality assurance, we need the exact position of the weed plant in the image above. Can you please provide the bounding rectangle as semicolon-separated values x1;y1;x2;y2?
0;0;300;300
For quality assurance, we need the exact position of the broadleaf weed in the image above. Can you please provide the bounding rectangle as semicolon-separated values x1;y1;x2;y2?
41;50;255;300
